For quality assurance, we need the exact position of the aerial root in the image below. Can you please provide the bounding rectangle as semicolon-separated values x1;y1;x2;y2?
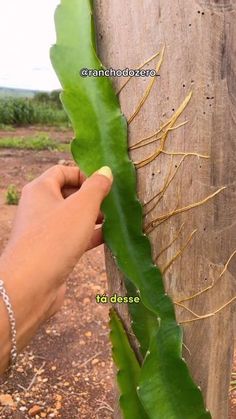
128;46;165;125
135;145;208;169
144;157;174;216
230;374;236;393
130;121;188;151
145;186;226;234
218;249;236;279
162;229;197;274
155;223;185;261
182;342;192;356
161;150;209;159
145;193;180;233
144;154;190;217
176;283;214;305
129;118;174;150
116;50;160;95
176;249;236;304
134;92;192;168
130;131;162;151
144;157;173;208
229;384;236;394
175;302;202;318
178;296;236;324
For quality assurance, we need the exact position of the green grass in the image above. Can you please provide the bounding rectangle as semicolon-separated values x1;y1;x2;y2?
0;123;15;131
0;97;69;126
5;184;20;205
0;134;70;152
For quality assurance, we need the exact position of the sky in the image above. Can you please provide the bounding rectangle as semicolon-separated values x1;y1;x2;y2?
0;0;61;91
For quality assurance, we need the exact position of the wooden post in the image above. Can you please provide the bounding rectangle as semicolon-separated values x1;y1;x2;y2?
94;1;236;418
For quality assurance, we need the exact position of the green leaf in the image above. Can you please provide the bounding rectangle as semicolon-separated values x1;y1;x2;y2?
125;278;158;357
138;324;212;419
109;309;149;419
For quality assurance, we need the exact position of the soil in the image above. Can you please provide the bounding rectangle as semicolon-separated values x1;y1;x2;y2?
0;126;235;419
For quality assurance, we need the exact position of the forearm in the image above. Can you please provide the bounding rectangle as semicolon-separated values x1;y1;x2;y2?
0;243;58;373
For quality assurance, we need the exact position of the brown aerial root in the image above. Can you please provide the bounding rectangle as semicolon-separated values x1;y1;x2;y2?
161;150;209;159
175;302;202;319
218;249;236;279
182;342;191;356
229;374;236;393
145;186;226;234
155;223;185;261
129;120;188;151
116;50;160;96
162;229;197;274
142;149;208;214
143;156;174;211
134;92;192;168
146;190;181;234
144;154;190;217
128;46;165;125
176;249;236;304
129;118;173;151
177;296;236;324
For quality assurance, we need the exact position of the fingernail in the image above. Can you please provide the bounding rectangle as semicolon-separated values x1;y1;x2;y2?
97;166;113;181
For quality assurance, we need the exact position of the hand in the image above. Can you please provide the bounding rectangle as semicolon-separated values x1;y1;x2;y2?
0;165;113;372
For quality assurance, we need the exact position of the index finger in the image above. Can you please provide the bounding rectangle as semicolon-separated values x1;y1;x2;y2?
40;165;85;190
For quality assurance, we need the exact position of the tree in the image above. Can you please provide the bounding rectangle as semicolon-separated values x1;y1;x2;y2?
94;1;236;417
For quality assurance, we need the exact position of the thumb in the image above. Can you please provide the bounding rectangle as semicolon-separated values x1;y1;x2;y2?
80;165;113;202
67;166;113;223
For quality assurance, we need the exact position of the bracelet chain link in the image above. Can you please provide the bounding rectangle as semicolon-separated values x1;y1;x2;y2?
0;279;17;367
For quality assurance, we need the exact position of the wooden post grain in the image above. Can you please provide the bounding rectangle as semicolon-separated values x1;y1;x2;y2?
94;1;236;418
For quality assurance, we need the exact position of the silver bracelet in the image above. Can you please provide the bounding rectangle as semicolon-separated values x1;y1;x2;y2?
0;279;17;367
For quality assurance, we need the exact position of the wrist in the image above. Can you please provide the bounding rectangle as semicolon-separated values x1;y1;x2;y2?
0;250;58;373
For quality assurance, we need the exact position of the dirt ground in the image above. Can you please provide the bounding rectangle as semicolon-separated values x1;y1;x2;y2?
0;127;235;419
